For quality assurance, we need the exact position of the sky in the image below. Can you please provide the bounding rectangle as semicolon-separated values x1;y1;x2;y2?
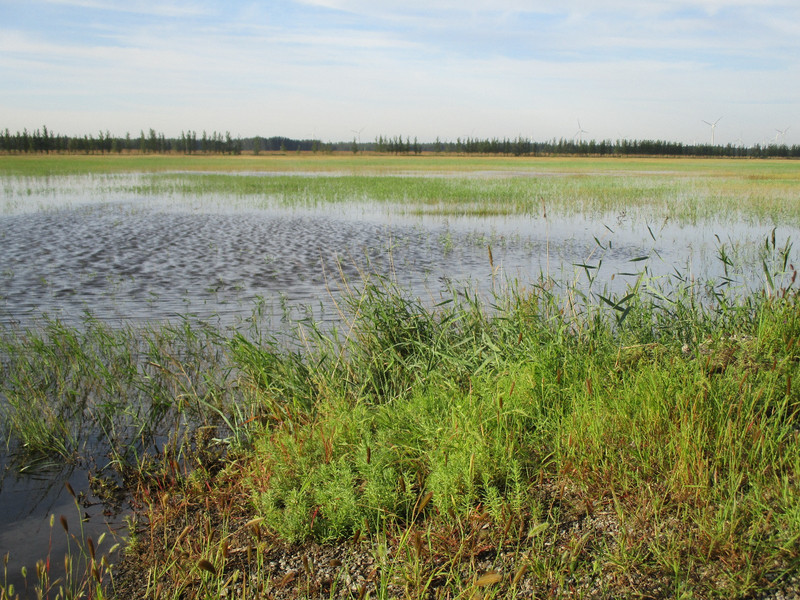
1;0;799;146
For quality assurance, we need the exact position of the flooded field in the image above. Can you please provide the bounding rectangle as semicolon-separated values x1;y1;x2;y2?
1;167;799;595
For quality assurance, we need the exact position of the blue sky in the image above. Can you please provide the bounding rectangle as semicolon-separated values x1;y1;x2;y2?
1;0;798;145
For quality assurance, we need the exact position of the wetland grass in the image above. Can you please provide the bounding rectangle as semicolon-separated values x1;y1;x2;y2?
2;153;800;178
3;156;800;597
5;156;799;225
12;247;788;599
118;166;800;224
0;315;244;472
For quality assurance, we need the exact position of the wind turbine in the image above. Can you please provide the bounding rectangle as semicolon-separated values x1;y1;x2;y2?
702;117;721;145
574;120;588;143
776;127;790;145
350;126;365;147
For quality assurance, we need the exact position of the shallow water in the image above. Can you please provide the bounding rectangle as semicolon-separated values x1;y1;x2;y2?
2;182;788;329
0;192;641;327
1;173;797;594
0;465;123;595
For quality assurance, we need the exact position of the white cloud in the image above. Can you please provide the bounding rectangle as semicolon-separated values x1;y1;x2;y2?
37;0;212;17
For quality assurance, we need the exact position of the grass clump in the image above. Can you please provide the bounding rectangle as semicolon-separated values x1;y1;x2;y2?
4;250;800;598
0;313;249;476
188;267;797;598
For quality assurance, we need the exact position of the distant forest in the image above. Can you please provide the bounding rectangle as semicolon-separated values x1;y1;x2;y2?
2;126;800;158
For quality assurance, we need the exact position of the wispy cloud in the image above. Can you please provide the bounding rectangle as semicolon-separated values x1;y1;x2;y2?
38;0;212;17
1;0;798;144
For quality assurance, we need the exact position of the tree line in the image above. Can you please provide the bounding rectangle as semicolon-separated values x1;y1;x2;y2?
0;127;327;156
2;126;799;159
371;135;800;158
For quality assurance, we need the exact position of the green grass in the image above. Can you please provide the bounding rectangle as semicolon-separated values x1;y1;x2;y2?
3;153;799;223
3;267;800;597
227;269;800;598
122;170;800;224
28;251;786;599
0;314;248;473
2;152;800;177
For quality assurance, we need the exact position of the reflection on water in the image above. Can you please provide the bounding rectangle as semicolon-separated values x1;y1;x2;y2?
0;174;797;595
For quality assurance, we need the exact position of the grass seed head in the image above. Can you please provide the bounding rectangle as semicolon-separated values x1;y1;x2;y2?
197;559;217;577
416;491;433;514
475;572;502;587
512;563;528;586
278;570;296;587
412;531;423;557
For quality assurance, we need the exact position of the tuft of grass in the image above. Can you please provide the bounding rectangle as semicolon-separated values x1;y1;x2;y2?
0;486;120;600
0;314;252;476
225;249;800;598
3;231;800;598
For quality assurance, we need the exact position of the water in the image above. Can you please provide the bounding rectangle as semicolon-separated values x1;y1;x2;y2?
3;192;781;328
0;192;644;328
0;465;122;595
1;173;797;594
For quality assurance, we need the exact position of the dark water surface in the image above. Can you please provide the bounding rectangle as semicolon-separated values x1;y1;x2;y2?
1;174;797;594
0;198;645;327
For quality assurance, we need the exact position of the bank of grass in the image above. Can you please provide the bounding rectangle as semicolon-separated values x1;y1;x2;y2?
0;153;743;176
2;151;800;178
107;262;799;599
2;249;800;598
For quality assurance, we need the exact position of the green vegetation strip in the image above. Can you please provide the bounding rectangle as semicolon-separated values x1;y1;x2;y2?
132;171;800;223
3;155;800;224
2;153;800;177
3;268;800;598
229;278;800;598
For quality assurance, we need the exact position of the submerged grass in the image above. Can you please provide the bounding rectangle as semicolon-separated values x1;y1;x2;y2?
1;242;789;598
101;165;800;224
0;314;253;475
3;154;800;224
